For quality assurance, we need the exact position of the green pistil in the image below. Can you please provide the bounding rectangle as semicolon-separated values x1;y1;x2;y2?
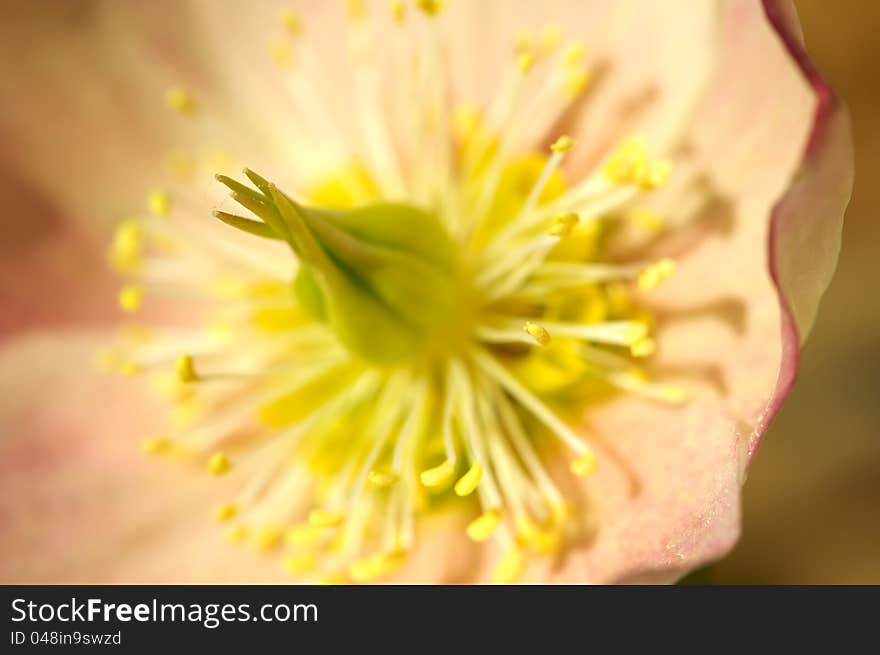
214;170;463;365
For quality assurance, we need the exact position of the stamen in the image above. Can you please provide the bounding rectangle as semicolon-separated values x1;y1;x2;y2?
279;8;302;35
564;41;586;66
147;190;172;218
550;135;575;153
523;321;551;346
493;545;525;584
415;0;443;17
570;452;597;477
548;212;579;237
637;258;676;290
495;135;575;243
630;337;656;358
367;469;400;488
454;462;482;497
284;554;317;575
175;354;199;383
308;509;346;528
466;509;502;542
208;451;232;476
420;459;456;488
214;503;239;522
117;284;143;313
517;52;536;75
286;524;323;547
141;436;171;455
346;0;367;22
164;86;198;116
481;318;647;348
603;137;672;189
390;0;406;24
474;349;597;469
419;364;458;489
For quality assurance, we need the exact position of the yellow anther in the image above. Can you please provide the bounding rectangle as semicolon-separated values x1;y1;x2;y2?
308;508;345;528
164;85;197;115
108;219;143;272
549;212;579;237
415;0;443;17
493;547;524;584
630;208;666;233
214;503;239;522
368;469;399;488
454;462;483;496
658;384;688;404
279;8;302;35
540;25;562;52
147;190;172;218
570;451;597;477
638;258;677;291
630;336;656;358
117;284;143;313
453;104;480;141
466;509;502;542
175;354;199;383
284;554;317;575
346;0;366;21
226;525;249;544
420;459;456;489
286;524;324;547
349;553;398;582
207;452;232;476
517;51;535;75
390;0;406;24
255;526;283;552
119;360;142;377
564;41;586;66
317;571;347;586
604;136;649;184
623;321;649;345
141;436;170;455
549;499;570;525
639;159;672;189
563;67;591;99
268;38;294;69
523;321;551;346
550;135;575;153
515;513;560;554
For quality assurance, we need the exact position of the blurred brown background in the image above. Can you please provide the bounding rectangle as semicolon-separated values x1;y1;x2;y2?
707;0;880;584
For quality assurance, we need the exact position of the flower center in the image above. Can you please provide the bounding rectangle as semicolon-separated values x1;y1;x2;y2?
101;2;693;583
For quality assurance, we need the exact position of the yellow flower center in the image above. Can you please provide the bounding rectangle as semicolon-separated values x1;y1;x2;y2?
101;2;689;583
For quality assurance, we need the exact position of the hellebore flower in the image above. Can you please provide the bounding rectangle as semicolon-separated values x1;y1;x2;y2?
0;0;852;583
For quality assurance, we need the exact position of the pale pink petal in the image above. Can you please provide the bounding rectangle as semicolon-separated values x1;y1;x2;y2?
0;172;118;338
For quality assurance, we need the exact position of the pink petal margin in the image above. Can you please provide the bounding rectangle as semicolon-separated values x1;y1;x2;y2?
750;0;854;461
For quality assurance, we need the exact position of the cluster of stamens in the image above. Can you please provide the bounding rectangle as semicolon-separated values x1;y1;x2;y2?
100;1;693;583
